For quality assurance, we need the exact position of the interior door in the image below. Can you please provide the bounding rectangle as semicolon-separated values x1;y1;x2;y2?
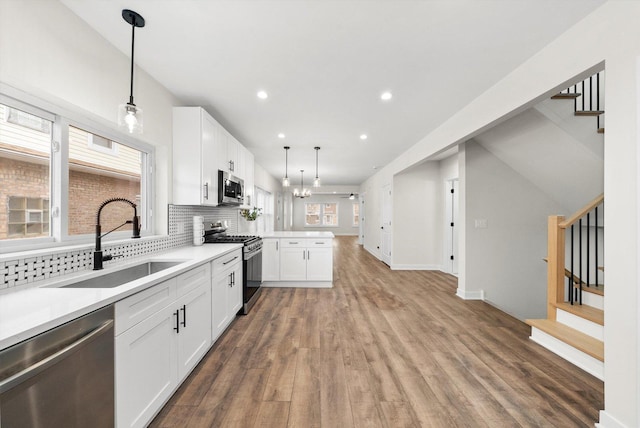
381;184;392;266
358;193;365;245
445;179;459;274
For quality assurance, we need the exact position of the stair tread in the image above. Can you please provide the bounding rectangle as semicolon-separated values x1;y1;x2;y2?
554;302;604;325
551;93;581;99
574;282;604;296
526;318;604;361
575;110;604;116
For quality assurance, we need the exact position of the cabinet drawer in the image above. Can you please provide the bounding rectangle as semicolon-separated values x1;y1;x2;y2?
280;239;305;248
212;249;242;275
176;263;210;298
307;239;332;248
115;278;177;336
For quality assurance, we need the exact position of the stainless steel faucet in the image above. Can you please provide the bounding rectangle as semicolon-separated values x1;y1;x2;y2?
93;198;141;270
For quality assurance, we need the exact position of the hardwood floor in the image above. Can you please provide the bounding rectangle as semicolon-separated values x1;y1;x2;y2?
150;236;603;427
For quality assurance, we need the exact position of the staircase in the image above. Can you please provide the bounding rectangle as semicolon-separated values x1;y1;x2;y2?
551;71;605;134
526;194;604;380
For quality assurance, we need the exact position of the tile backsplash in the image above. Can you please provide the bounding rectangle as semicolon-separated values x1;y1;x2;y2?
0;205;239;292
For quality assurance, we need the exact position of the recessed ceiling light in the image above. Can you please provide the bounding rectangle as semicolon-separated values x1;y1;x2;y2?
278;133;285;139
257;90;268;99
380;91;392;101
360;134;368;140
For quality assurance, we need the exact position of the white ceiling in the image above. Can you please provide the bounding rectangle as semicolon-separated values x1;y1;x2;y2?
60;0;605;186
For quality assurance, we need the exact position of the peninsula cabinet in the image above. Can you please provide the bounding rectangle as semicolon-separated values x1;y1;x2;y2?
114;263;212;428
262;236;333;287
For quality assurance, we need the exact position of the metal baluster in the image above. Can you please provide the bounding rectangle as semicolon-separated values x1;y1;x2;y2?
595;206;599;288
578;218;582;304
570;225;574;305
589;76;593;111
596;72;601;129
582;81;586;111
574;84;578;111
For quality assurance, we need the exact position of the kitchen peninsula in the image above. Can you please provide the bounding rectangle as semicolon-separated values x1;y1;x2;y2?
261;231;334;287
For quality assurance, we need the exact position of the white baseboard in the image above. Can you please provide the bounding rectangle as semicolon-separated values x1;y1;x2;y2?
596;410;628;428
262;281;332;288
456;288;485;300
529;327;604;380
391;264;442;271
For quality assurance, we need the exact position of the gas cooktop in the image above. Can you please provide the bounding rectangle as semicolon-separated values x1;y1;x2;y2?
204;234;260;244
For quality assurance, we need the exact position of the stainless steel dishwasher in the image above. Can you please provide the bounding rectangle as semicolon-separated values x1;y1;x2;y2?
0;305;114;427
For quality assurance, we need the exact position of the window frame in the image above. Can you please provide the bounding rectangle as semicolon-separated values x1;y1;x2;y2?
304;202;339;227
352;202;359;227
0;88;154;253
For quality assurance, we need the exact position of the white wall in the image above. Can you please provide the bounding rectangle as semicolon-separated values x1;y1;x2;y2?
0;1;179;233
463;140;566;320
291;192;359;235
360;4;640;425
392;162;442;269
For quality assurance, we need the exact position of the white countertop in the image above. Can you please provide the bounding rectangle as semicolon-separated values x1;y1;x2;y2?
262;231;334;238
0;244;242;350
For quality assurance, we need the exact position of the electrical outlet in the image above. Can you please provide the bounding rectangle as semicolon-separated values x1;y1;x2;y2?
474;219;488;229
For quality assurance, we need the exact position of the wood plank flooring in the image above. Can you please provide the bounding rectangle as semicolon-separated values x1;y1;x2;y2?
151;236;603;427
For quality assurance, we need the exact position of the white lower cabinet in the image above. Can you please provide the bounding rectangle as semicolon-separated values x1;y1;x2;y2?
276;239;333;282
211;249;243;341
115;264;211;428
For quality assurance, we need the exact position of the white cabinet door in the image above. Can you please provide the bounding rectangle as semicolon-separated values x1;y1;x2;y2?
201;113;218;205
115;306;178;428
227;137;239;176
280;247;307;280
172;107;218;206
262;239;280;281
229;260;243;315
306;247;333;281
176;283;211;380
212;268;231;341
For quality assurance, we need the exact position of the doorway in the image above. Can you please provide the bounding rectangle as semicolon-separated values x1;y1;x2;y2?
445;179;459;274
381;184;392;266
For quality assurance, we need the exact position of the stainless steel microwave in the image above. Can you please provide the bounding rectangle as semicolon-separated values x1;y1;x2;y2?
218;170;244;206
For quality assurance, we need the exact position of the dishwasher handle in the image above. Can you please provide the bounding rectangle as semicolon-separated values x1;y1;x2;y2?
0;319;113;394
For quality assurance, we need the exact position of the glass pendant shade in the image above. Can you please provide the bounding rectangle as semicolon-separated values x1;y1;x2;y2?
282;176;290;187
313;177;321;188
313;146;321;188
282;146;291;188
118;102;143;134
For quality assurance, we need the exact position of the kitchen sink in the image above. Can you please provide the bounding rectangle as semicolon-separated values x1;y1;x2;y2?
61;261;183;289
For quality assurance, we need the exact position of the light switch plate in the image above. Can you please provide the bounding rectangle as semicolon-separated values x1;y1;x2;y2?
474;219;488;229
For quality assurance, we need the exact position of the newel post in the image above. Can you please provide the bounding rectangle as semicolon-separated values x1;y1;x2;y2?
547;215;565;320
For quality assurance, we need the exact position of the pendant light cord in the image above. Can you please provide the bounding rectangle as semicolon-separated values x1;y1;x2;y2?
129;20;136;105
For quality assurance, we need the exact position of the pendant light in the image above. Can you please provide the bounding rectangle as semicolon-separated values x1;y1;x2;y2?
117;9;145;134
282;146;290;187
313;146;321;188
293;170;311;198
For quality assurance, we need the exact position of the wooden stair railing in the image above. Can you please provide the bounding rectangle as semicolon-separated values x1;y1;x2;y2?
547;194;604;320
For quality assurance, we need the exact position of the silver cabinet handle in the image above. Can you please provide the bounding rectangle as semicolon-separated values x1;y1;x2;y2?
0;320;113;394
307;250;310;259
204;182;209;200
276;241;278;251
303;250;305;260
315;242;324;244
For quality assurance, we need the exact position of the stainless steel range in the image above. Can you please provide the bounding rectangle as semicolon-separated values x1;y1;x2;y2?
204;231;263;314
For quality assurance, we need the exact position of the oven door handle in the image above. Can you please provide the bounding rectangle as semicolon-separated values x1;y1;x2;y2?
0;320;113;394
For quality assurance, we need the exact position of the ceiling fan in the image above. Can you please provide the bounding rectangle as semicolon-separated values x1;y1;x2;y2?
340;193;358;200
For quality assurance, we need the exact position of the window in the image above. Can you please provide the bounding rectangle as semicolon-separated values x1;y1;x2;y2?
68;126;142;236
255;187;274;235
305;203;338;227
0;93;153;249
0;102;52;240
352;202;360;227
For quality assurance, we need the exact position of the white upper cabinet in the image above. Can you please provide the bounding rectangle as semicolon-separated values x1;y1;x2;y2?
174;106;255;207
172;107;218;206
